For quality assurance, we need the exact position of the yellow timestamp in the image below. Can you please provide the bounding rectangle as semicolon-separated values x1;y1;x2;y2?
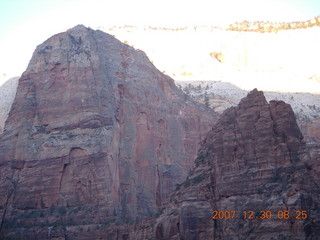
212;210;308;220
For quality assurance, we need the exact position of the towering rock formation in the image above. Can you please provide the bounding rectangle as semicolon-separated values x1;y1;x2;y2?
0;25;216;238
154;89;320;239
176;80;320;145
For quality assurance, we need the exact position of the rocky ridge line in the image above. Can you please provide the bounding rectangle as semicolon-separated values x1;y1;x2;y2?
227;16;320;32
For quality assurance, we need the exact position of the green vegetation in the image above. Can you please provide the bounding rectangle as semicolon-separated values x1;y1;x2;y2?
179;172;208;190
183;177;191;188
195;149;210;167
271;168;282;182
204;92;210;108
291;154;300;164
153;208;164;218
257;188;263;194
192;174;207;184
226;114;236;124
58;206;67;216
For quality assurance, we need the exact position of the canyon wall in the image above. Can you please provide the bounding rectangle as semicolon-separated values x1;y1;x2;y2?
0;25;217;239
154;89;320;239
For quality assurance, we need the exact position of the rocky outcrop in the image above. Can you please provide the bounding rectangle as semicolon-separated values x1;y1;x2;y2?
0;25;217;238
154;89;320;239
0;77;19;134
176;80;320;145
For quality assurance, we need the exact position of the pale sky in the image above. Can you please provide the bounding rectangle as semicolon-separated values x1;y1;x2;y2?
0;0;319;85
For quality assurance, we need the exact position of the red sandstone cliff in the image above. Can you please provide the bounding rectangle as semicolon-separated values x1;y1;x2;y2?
0;25;217;239
154;89;320;239
1;24;319;239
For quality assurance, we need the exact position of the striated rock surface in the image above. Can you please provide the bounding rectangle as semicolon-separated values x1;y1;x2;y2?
0;25;217;238
153;89;320;239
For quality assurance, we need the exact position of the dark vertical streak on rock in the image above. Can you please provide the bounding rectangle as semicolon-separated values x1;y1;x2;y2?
156;164;161;208
0;170;20;234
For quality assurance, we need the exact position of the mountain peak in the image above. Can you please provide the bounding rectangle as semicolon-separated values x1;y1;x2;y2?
237;88;267;111
154;86;318;240
0;25;217;238
67;24;89;32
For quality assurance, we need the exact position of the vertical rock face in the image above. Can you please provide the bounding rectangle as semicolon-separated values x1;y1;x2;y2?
0;25;216;237
155;89;320;239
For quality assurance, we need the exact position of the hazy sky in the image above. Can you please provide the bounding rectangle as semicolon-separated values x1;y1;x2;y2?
0;0;319;85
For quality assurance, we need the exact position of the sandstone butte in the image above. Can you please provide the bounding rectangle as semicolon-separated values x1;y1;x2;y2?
0;25;319;240
0;25;217;239
154;89;320;240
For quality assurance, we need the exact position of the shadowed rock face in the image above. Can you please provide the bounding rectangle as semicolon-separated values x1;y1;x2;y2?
154;89;320;240
0;25;217;238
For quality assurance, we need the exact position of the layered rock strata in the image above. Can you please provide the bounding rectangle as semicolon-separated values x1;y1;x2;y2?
0;25;216;238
